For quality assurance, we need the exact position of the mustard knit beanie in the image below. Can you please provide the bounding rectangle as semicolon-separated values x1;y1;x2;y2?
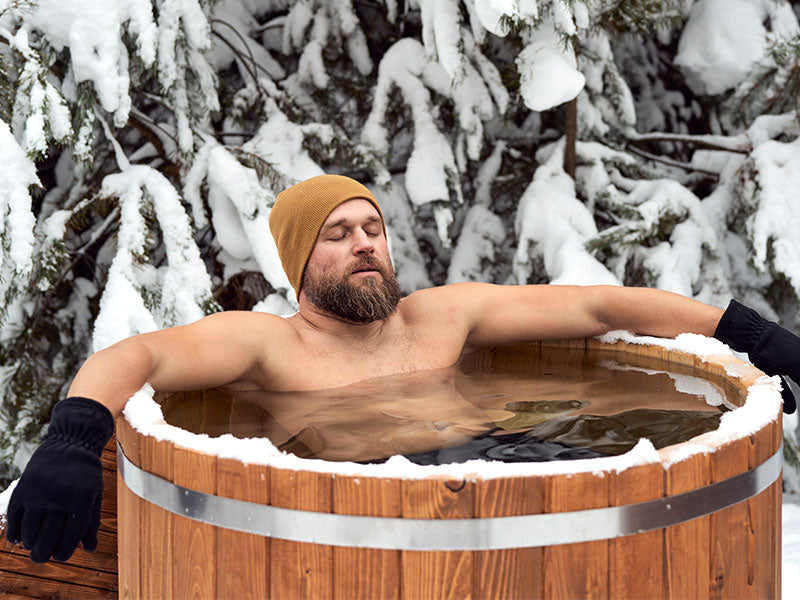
269;174;386;296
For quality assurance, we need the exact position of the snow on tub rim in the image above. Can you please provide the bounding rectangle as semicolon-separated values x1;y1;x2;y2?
115;335;783;599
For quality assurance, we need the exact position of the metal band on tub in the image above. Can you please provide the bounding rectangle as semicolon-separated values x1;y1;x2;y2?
117;441;782;551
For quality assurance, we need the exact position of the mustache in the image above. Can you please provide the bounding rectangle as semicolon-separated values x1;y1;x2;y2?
350;255;388;275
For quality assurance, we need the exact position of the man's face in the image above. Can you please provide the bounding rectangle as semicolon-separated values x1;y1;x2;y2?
302;199;401;322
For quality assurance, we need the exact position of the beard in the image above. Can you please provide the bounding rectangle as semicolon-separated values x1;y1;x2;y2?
302;255;402;323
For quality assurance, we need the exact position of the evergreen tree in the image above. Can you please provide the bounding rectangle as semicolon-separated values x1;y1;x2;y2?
1;0;799;486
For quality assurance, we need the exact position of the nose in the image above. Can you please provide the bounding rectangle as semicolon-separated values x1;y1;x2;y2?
352;229;375;255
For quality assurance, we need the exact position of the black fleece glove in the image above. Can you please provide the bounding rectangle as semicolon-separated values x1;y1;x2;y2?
713;299;798;414
5;396;114;563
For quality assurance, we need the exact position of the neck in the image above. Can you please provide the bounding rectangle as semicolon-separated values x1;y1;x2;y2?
295;295;391;340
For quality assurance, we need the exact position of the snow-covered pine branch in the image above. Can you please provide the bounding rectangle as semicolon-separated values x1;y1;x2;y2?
514;139;620;287
94;164;217;350
0;121;38;313
1;0;799;489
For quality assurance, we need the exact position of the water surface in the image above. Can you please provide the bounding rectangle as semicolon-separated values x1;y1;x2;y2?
160;348;730;464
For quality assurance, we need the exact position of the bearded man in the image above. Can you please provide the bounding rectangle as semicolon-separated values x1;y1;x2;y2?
6;174;800;563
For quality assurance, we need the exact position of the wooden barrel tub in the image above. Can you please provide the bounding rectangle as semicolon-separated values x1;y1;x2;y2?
115;337;783;599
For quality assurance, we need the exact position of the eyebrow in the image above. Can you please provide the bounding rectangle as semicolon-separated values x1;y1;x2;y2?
321;215;382;233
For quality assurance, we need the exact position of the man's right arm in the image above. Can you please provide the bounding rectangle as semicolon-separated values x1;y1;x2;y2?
67;310;285;418
4;310;289;563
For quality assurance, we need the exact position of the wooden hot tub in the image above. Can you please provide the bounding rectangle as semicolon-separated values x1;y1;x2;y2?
115;337;783;599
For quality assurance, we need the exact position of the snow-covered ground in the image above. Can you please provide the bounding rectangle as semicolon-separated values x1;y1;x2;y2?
784;494;800;595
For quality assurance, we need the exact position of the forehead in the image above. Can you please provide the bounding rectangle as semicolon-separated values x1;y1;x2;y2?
321;198;381;228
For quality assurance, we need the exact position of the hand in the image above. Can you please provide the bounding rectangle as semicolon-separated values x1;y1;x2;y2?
5;397;114;563
714;299;798;414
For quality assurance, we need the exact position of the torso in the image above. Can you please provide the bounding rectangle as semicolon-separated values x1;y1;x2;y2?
246;287;471;392
211;287;488;460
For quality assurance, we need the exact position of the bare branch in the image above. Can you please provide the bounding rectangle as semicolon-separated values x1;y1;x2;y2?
627;132;751;154
626;145;721;179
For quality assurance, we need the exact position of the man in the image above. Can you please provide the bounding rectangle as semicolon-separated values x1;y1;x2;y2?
5;174;800;563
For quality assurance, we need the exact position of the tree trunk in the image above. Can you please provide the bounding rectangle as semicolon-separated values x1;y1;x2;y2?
563;97;577;178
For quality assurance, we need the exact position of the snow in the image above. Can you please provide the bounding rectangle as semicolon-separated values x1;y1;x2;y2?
447;205;505;283
608;177;719;298
743;138;800;300
0;478;17;523
551;0;576;36
450;146;504;255
516;20;585;112
209;0;285;84
572;140;730;306
362;30;508;224
92;165;215;350
283;0;371;84
1;0;800;587
243;100;326;180
784;497;800;593
185;131;296;300
675;0;800;96
0;121;39;275
372;178;433;293
206;145;289;290
577;30;636;134
28;0;158;124
598;329;731;358
3;28;73;156
419;0;465;84
283;1;314;52
252;293;296;317
513;140;620;286
362;38;460;226
467;0;511;37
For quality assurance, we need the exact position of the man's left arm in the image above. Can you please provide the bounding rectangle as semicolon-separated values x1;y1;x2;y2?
458;283;722;348
455;283;796;413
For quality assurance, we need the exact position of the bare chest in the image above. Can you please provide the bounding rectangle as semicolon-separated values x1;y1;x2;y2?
269;326;464;391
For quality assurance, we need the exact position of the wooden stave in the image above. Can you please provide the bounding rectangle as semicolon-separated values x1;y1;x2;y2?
116;338;782;599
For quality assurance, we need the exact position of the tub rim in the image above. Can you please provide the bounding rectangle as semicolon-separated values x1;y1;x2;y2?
120;332;784;481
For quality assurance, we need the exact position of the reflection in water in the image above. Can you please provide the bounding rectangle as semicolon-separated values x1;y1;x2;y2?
403;409;722;465
492;399;590;430
159;349;728;465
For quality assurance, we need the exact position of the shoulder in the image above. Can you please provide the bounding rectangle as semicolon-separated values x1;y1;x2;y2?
189;309;299;342
403;282;497;305
195;309;290;326
399;282;491;322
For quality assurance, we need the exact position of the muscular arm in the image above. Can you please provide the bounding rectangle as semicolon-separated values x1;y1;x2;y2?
454;283;724;351
68;311;285;417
